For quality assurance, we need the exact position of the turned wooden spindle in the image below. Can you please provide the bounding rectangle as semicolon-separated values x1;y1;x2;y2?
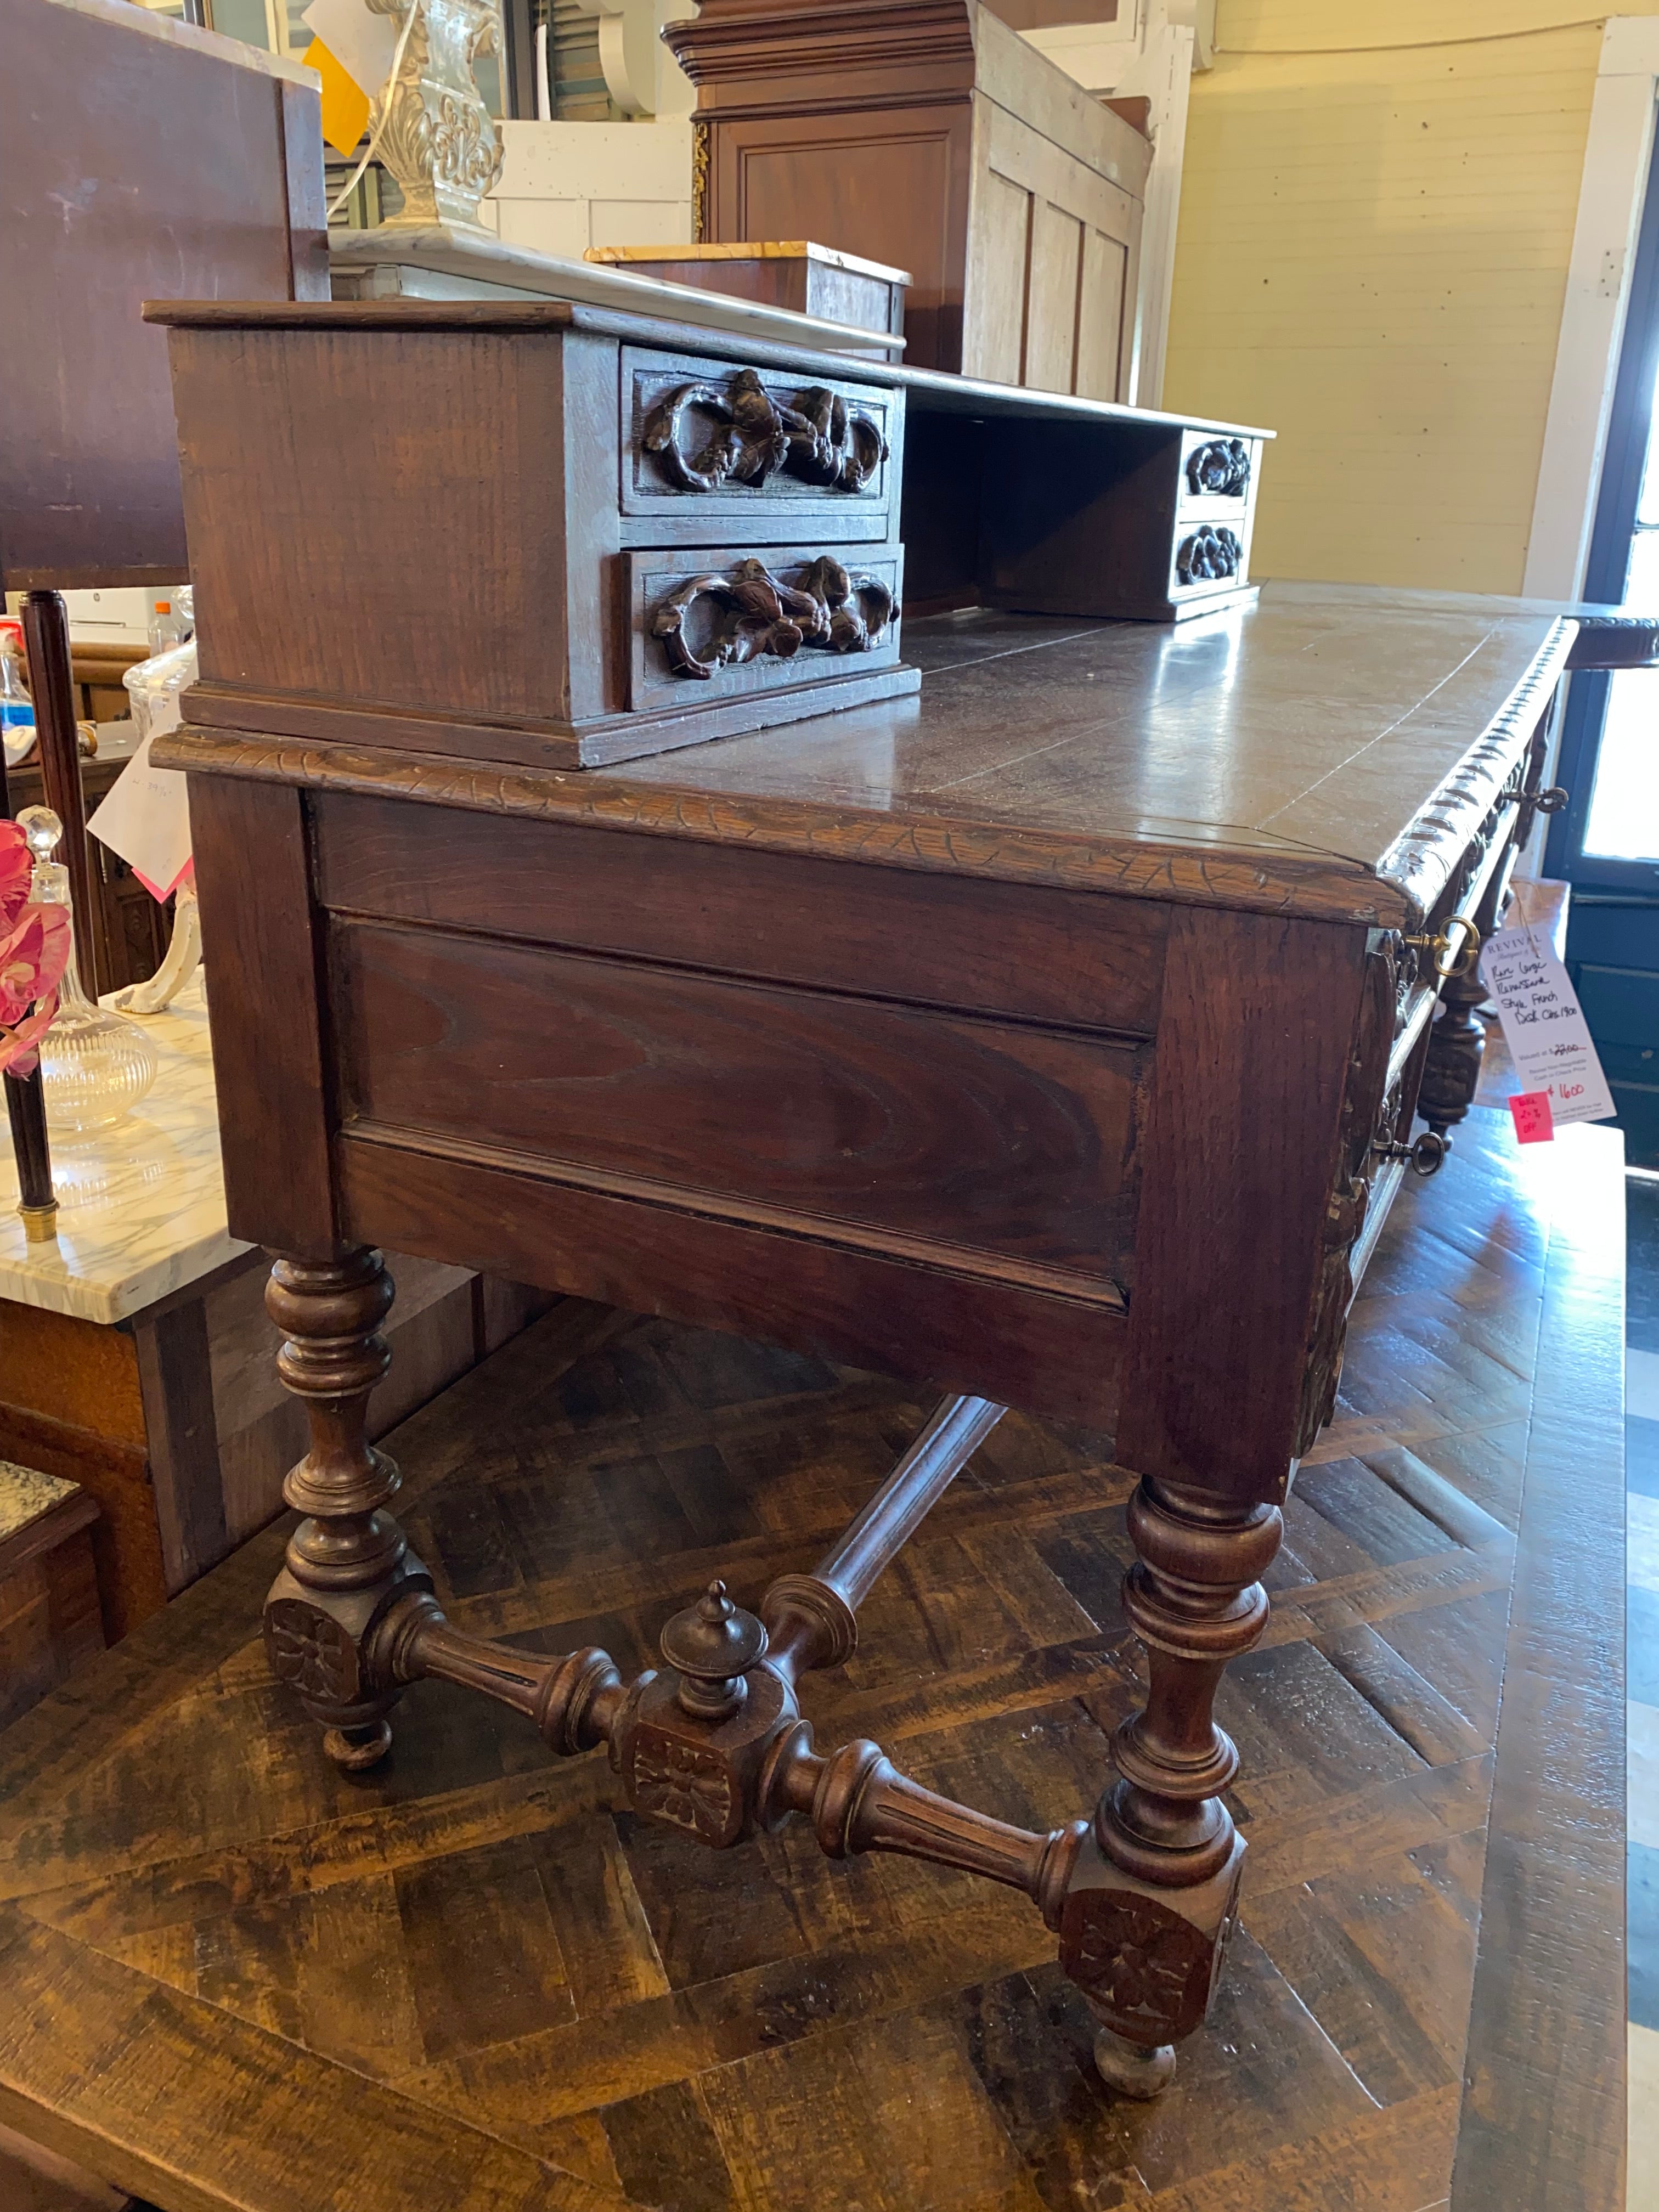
1059;1477;1282;2096
763;1392;1003;1680
262;1249;432;1771
4;1068;56;1239
20;591;101;998
1418;963;1488;1146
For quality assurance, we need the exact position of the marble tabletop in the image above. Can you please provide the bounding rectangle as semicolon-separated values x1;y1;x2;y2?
0;1459;85;1543
0;974;249;1326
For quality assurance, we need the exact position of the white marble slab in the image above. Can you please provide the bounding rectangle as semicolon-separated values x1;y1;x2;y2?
328;223;905;356
0;975;250;1327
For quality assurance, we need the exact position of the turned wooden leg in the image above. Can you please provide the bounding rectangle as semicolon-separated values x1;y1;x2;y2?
1058;1478;1281;2095
1418;963;1488;1144
262;1249;431;1771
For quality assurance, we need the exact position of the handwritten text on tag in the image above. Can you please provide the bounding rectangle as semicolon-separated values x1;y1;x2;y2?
1509;1091;1554;1144
1478;923;1616;1127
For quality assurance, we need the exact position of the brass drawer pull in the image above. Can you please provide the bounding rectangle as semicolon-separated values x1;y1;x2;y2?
1374;1131;1447;1177
1404;912;1480;982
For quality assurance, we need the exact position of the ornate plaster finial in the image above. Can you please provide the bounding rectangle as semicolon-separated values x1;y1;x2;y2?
369;0;505;231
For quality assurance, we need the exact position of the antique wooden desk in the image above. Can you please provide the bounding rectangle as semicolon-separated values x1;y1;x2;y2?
146;297;1629;2096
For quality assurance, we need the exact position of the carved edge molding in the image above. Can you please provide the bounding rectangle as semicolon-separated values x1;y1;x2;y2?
155;727;1409;926
1377;616;1576;928
663;0;980;86
652;555;896;680
642;368;889;497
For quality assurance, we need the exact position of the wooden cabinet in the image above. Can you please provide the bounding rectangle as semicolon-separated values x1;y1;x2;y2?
665;0;1151;391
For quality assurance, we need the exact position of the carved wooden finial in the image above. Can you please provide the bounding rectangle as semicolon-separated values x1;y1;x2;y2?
661;1578;768;1720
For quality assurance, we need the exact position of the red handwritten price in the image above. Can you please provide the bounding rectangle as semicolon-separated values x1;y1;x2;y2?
1509;1091;1554;1146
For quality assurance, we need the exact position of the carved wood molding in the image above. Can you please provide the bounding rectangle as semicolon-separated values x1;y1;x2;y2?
642;369;888;496
662;0;979;88
156;730;1412;926
1376;617;1575;926
653;556;896;680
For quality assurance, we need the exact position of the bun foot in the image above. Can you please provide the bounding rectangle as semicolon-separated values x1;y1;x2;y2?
324;1719;393;1771
1092;2025;1176;2099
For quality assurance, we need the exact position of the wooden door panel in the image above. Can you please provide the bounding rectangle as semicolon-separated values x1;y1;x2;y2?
1026;201;1086;397
1077;228;1129;403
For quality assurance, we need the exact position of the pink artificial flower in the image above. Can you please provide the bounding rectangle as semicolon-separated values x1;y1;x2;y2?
0;820;32;929
0;904;70;1079
0;992;60;1079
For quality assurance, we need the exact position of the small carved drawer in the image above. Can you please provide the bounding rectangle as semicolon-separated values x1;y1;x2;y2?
629;544;905;713
622;347;902;548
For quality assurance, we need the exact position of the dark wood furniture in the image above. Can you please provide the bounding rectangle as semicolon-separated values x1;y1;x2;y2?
665;0;1152;388
0;1105;1627;2207
0;0;326;595
0;1250;556;1652
584;240;911;352
145;370;1619;2111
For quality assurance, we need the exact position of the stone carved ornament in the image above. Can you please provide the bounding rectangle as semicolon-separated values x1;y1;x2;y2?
368;0;505;229
644;369;888;495
652;555;897;680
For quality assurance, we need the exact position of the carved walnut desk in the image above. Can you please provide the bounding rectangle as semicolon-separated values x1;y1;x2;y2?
145;300;1621;2095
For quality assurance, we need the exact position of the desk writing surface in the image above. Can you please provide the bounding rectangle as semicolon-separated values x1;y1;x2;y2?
167;584;1568;930
613;586;1563;913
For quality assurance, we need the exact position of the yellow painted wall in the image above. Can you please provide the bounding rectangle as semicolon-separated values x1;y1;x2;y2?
1163;3;1658;592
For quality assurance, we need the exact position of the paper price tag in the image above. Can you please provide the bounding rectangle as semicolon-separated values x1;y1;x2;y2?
84;731;193;904
1478;922;1616;1127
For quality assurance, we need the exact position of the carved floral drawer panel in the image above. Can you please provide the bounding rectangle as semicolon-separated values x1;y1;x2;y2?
620;347;901;543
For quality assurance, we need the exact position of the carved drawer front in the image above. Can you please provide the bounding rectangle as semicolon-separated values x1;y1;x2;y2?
1170;518;1252;598
621;346;901;543
1175;430;1261;519
628;543;905;714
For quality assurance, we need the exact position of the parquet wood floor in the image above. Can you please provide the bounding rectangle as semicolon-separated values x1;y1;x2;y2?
0;1110;1626;2212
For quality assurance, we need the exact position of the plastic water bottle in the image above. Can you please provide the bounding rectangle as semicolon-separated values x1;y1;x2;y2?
0;620;35;769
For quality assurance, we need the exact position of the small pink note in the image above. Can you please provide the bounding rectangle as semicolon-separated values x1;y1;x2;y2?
1509;1091;1554;1145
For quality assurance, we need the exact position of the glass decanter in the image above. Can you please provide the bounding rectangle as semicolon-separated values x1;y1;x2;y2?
16;806;159;1140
